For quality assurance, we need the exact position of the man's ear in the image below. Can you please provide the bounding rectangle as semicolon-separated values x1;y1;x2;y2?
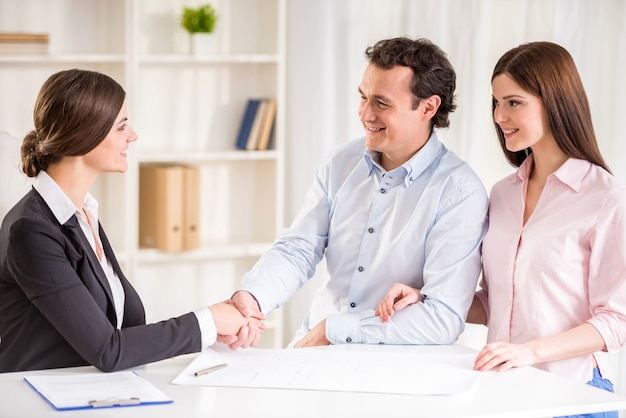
420;95;441;120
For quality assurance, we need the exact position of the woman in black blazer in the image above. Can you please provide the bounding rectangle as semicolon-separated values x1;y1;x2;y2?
0;69;263;373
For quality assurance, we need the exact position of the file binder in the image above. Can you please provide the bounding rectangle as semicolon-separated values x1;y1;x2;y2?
139;164;201;252
24;371;172;411
139;164;185;251
182;165;200;250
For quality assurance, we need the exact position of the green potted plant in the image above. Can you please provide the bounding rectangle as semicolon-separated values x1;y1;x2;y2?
180;3;219;55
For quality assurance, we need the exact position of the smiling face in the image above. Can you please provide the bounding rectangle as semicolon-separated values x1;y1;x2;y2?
492;74;554;153
82;101;137;174
358;64;438;170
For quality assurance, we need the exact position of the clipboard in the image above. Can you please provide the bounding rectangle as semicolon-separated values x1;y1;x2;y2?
24;370;173;411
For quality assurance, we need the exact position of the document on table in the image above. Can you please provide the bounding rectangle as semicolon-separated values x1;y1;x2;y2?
24;370;173;410
173;345;481;395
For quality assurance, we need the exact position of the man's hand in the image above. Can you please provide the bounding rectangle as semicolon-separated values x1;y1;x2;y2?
375;283;422;322
221;292;266;349
231;291;265;320
293;319;330;348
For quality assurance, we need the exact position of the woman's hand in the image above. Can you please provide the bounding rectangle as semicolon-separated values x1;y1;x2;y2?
375;283;422;322
473;324;606;372
473;341;535;372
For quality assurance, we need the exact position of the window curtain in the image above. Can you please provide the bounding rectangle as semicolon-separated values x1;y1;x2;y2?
284;0;626;401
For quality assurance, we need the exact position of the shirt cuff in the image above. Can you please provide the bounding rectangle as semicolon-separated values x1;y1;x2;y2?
193;308;217;348
325;313;361;344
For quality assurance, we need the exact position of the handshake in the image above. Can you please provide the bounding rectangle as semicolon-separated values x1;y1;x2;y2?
208;291;266;349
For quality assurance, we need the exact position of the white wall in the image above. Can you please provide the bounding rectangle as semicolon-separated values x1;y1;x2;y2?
281;0;626;403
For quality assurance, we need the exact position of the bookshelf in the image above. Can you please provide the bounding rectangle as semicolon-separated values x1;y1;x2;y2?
0;0;286;348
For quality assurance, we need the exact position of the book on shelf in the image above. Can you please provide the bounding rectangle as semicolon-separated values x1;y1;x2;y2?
256;98;276;151
234;98;277;151
139;164;200;252
0;33;49;54
235;98;261;150
245;99;267;151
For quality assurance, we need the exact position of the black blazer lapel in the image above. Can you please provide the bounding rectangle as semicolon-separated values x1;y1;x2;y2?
62;215;116;318
98;225;125;281
98;222;146;327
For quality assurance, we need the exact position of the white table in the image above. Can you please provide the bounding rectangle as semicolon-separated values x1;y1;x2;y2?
2;344;625;418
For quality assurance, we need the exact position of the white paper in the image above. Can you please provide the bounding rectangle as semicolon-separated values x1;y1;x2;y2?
173;346;480;395
25;370;172;410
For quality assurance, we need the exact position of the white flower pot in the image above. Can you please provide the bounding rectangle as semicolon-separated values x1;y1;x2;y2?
190;33;217;56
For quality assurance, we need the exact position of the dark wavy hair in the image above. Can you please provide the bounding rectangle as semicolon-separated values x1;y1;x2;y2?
365;37;456;130
492;41;610;172
21;68;126;177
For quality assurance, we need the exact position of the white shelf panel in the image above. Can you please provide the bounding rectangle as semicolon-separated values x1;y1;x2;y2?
137;241;273;264
0;54;126;63
137;149;279;164
138;54;280;65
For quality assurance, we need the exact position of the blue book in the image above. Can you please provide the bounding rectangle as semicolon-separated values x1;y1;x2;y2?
235;99;261;150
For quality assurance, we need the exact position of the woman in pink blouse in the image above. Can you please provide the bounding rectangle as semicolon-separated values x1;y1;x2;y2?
376;42;626;416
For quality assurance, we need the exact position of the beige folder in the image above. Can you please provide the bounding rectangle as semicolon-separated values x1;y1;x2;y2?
139;164;185;252
182;165;200;250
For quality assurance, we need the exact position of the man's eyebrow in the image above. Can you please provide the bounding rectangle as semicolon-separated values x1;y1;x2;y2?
358;87;392;103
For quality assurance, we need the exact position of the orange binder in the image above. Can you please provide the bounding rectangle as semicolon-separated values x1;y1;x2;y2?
139;164;185;252
182;165;200;250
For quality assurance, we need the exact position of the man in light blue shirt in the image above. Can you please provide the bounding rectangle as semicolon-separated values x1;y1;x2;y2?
231;37;488;347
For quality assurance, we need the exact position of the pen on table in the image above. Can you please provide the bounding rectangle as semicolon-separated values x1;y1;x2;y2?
194;363;228;377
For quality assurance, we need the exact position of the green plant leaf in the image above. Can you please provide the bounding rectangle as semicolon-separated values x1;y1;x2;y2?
180;3;219;33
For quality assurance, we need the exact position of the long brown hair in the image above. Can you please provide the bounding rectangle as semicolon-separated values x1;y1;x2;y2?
21;69;126;177
492;41;610;173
